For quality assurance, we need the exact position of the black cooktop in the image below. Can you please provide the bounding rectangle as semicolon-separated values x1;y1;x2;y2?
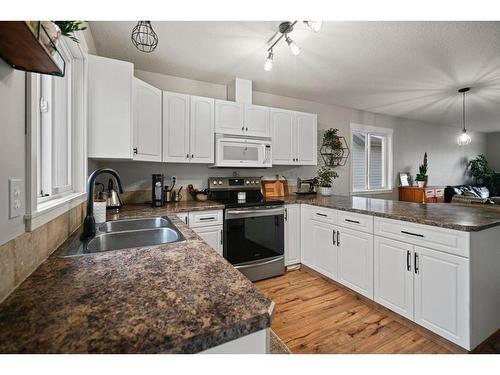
209;189;284;208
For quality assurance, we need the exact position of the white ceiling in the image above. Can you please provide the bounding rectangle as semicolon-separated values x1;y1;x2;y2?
89;21;500;133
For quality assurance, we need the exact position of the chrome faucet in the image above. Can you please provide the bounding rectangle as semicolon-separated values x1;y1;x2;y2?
81;168;124;240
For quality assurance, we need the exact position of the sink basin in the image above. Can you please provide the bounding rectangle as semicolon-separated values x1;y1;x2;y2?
86;227;184;254
60;216;185;257
98;217;172;233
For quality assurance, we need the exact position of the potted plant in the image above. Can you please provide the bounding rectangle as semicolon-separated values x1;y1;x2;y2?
315;166;339;196
39;21;86;54
415;152;428;188
322;128;344;165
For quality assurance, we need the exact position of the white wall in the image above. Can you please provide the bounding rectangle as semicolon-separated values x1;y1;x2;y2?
0;61;26;245
487;132;500;171
93;70;488;198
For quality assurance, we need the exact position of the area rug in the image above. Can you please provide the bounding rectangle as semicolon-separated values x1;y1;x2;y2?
270;329;292;354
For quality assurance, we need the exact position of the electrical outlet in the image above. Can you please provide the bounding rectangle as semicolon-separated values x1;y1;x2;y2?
9;179;23;219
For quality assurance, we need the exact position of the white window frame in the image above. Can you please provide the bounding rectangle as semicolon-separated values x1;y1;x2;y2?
25;34;89;231
350;123;393;195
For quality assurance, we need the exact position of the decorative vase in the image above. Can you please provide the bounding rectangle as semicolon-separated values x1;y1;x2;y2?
40;21;61;56
417;181;426;188
318;186;332;196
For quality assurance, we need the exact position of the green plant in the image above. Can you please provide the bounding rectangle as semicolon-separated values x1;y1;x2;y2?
323;128;343;151
54;21;87;43
415;152;428;181
315;167;339;187
468;154;494;184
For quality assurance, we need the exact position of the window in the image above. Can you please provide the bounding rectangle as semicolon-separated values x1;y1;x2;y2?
350;123;393;193
26;35;88;230
38;45;73;201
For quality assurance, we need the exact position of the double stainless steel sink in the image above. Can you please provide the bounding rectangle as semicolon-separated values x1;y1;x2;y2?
62;217;185;257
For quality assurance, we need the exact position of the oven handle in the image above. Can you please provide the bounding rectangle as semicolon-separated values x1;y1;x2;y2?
234;256;284;270
225;207;285;219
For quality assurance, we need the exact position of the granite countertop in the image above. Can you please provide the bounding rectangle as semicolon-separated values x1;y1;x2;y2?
0;214;273;353
282;194;500;232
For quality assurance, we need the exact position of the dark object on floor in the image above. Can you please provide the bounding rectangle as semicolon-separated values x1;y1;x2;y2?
270;329;291;354
445;185;499;205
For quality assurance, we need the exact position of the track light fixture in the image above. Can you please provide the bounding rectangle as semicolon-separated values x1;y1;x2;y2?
264;50;274;71
304;21;323;32
263;20;322;71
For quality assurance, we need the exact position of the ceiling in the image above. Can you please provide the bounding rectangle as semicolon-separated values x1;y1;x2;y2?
89;21;500;133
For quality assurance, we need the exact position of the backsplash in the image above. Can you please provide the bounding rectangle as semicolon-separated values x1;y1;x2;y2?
0;203;85;303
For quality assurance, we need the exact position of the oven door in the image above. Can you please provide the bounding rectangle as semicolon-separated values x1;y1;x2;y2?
224;206;284;265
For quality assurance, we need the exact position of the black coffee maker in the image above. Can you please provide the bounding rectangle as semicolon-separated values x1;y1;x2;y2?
152;174;164;207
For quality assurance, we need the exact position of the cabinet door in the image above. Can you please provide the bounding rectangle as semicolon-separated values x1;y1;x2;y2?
190;96;215;163
215;99;244;135
133;78;162;162
374;236;414;319
193;225;223;256
244;104;270;137
414;246;469;348
310;221;338;281
285;205;300;266
271;109;294;164
337;227;374;298
175;212;189;225
88;55;133;159
162;92;190;162
295;112;317;165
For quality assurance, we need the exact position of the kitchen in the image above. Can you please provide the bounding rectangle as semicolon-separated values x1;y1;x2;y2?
1;5;500;372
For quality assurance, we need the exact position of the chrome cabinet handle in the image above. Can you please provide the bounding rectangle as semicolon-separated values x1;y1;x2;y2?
199;217;216;221
186;153;189;159
285;208;288;221
133;147;138;154
407;250;411;271
191;154;194;159
316;212;327;217
220;229;223;245
245;127;248;131
332;229;336;245
337;230;340;246
345;219;360;224
414;252;419;274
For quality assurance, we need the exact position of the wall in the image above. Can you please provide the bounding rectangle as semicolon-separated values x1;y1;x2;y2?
487;132;500;171
94;70;487;199
0;60;26;246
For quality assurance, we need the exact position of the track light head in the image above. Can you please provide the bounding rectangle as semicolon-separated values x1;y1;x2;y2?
264;50;274;72
285;34;300;56
304;21;323;32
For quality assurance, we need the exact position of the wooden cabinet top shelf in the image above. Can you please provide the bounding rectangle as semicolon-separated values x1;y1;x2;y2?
0;21;64;76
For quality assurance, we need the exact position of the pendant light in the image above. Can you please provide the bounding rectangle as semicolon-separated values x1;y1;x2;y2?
457;87;472;146
131;21;158;53
263;50;274;71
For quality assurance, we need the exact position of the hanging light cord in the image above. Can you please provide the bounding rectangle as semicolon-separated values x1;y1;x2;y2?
462;91;466;132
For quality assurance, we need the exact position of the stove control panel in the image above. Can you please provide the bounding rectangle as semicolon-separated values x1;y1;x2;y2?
208;177;262;190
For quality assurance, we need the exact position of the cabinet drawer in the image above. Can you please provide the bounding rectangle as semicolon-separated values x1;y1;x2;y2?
435;188;444;197
188;210;223;228
425;189;435;198
308;206;338;225
374;217;469;258
338;211;373;234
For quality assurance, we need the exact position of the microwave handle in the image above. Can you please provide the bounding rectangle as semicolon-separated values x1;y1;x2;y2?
263;146;271;164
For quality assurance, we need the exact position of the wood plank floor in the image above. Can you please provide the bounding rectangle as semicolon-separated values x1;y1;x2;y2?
256;267;499;354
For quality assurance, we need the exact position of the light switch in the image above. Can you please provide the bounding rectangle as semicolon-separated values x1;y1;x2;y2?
9;179;23;219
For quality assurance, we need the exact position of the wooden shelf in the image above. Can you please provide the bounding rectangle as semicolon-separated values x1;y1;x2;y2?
0;21;64;76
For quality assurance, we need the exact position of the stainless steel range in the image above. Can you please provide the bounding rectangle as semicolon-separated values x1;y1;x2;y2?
208;177;285;282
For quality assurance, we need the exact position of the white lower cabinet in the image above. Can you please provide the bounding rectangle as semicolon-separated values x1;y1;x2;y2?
414;245;469;347
337;227;373;299
284;204;300;266
374;236;469;348
374;236;414;320
194;225;223;256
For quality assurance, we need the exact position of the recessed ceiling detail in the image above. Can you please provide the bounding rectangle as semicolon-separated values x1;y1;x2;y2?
89;21;500;133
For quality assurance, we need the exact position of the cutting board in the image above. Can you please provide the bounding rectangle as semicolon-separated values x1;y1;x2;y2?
262;176;287;198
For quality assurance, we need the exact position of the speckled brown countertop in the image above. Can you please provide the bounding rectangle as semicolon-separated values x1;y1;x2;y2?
283;194;500;231
0;214;273;353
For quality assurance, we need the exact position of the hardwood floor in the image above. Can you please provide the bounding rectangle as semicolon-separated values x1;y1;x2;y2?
256;267;499;354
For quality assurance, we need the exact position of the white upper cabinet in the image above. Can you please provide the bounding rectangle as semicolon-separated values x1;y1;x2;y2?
88;54;133;159
271;109;317;165
295;111;317;165
215;100;271;137
215;100;244;134
132;78;162;162
244;104;270;137
190;96;215;163
162;91;190;163
271;109;294;164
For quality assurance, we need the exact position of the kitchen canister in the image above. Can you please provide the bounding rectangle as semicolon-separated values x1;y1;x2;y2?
93;199;107;224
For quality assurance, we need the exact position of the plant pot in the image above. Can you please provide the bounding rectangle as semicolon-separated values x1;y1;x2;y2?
318;186;332;196
417;181;426;188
